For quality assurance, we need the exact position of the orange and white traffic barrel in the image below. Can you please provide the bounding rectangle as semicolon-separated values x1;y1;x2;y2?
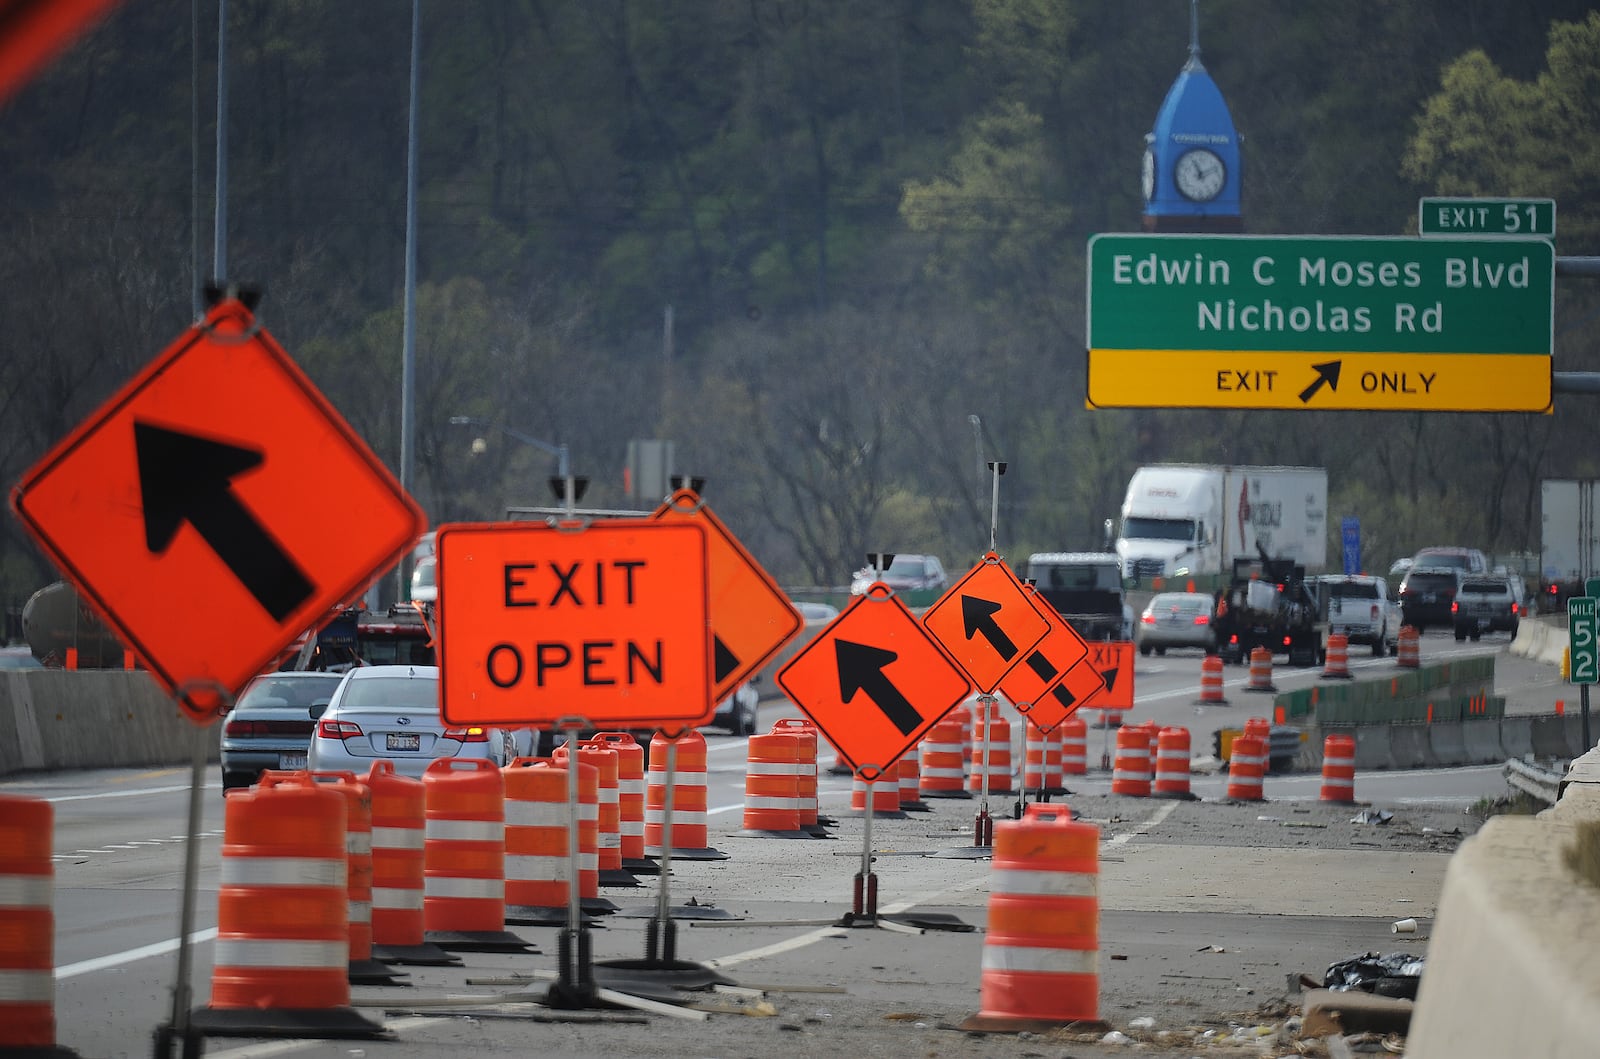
1152;727;1193;799
423;758;529;951
1397;625;1420;669
1196;654;1228;705
1319;733;1357;803
1110;724;1151;797
556;743;630;885
968;699;1014;795
308;771;403;984
952;699;975;765
1023;720;1064;795
199;771;384;1038
897;750;930;812
1245;646;1277;693
966;804;1099;1029
850;774;905;817
647;730;727;860
1244;716;1271;742
1322;634;1353;679
742;732;809;835
919;716;970;798
771;717;824;830
365;763;454;966
501;758;570;925
0;795;56;1051
1059;716;1088;776
1226;733;1267;801
590;732;647;863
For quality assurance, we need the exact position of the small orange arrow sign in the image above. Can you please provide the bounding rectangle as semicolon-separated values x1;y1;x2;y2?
922;553;1051;692
776;584;972;780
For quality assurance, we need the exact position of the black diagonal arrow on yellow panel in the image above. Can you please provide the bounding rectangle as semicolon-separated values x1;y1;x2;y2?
1299;360;1342;404
836;639;922;736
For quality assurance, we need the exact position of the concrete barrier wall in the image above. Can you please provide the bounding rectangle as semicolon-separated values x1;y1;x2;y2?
1408;782;1600;1058
0;669;215;776
1428;722;1469;766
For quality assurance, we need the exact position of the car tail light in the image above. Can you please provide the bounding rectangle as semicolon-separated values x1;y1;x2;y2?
318;719;362;740
1228;634;1239;645
1511;602;1520;615
1140;613;1156;624
1281;635;1292;647
1451;601;1459;614
443;726;490;743
1193;615;1209;625
1369;604;1380;621
225;719;265;737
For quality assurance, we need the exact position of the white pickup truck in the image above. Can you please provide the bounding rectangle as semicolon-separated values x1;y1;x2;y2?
1316;574;1400;657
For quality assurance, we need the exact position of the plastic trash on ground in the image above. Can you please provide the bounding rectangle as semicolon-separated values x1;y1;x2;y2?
1323;951;1425;999
1351;808;1394;825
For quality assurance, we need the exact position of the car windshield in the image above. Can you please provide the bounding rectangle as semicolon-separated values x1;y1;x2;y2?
1150;594;1206;613
1405;573;1457;593
1414;551;1473;570
239;676;342;709
1461;579;1506;594
1043;564;1122;591
1121;517;1194;542
339;675;439;710
1325;581;1379;600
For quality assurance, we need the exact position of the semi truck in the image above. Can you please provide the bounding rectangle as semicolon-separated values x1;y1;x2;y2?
1539;478;1600;605
1115;464;1328;586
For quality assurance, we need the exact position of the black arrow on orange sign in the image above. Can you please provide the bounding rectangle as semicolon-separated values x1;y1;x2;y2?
836;639;921;736
961;596;1018;660
1099;664;1117;693
714;635;739;684
135;421;315;623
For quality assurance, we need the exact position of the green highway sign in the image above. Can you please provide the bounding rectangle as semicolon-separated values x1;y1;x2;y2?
1086;234;1554;412
1570;597;1598;686
1419;197;1556;239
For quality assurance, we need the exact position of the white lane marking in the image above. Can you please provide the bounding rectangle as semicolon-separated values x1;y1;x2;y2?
30;783;219;803
1105;800;1179;847
55;929;219;979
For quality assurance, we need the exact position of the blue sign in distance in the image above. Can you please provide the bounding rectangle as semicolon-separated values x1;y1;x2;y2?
1341;517;1360;576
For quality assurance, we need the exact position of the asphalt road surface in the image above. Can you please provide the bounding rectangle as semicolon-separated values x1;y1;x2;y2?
11;629;1556;1058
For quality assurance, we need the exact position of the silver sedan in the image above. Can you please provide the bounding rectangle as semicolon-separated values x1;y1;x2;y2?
306;664;524;779
1135;591;1218;656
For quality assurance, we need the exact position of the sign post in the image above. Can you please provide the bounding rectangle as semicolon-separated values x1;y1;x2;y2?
1086;234;1554;411
1571;596;1597;750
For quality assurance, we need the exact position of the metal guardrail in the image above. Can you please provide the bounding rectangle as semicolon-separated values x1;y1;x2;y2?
1504;757;1564;806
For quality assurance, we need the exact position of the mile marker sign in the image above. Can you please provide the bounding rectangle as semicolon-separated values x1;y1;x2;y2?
1569;597;1598;686
434;519;713;729
9;299;426;720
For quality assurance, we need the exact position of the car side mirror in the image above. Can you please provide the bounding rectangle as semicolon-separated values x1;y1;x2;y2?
309;701;329;720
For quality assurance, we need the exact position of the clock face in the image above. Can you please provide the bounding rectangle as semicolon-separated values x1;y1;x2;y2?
1174;148;1226;202
1141;148;1155;202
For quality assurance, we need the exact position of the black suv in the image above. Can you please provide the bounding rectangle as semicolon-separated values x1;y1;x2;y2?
1452;576;1520;640
1398;566;1460;633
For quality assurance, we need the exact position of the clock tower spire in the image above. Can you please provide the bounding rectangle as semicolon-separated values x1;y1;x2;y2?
1140;0;1242;233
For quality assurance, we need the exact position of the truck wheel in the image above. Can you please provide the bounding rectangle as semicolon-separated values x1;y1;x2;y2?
1454;628;1467;642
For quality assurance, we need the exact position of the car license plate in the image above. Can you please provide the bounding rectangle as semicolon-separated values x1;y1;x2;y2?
278;752;307;770
386;733;421;752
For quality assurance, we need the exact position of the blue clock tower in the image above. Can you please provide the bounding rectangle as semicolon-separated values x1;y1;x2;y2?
1141;1;1242;233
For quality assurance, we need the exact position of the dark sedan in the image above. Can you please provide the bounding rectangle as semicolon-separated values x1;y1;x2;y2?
219;671;345;791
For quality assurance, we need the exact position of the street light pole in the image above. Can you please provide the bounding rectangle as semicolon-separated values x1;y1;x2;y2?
450;415;572;510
